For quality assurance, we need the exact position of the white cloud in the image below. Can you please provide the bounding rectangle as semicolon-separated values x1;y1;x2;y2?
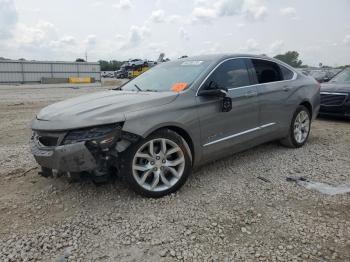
0;0;18;39
16;6;40;13
243;0;268;21
197;42;221;55
192;7;217;23
150;9;165;23
115;34;124;41
194;0;209;6
59;35;76;45
91;1;103;7
120;25;150;49
191;0;267;23
147;42;167;53
216;0;244;16
343;35;350;46
167;14;182;23
85;34;97;50
179;27;189;40
5;20;83;60
280;7;297;19
269;40;284;54
240;38;259;52
50;35;76;48
15;21;57;47
0;0;349;66
113;0;132;10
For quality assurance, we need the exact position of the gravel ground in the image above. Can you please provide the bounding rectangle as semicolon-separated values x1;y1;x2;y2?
0;84;349;262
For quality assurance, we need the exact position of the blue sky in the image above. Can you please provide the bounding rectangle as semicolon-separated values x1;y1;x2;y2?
1;0;350;66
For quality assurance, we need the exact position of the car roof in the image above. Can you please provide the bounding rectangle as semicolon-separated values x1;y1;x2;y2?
180;53;283;64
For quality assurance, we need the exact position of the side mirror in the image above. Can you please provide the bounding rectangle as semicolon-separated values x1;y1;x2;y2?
198;87;232;112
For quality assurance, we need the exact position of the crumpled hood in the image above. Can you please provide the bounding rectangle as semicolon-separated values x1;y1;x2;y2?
32;90;178;131
321;83;350;93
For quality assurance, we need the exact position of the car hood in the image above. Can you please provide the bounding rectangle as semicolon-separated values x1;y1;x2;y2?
32;90;178;131
321;83;350;93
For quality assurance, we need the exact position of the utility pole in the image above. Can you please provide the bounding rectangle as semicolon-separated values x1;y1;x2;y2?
85;51;88;62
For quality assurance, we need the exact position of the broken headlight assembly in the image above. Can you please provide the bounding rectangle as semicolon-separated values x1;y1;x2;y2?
62;123;123;147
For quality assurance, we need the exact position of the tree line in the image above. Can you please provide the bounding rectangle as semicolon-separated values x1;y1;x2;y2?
98;60;125;71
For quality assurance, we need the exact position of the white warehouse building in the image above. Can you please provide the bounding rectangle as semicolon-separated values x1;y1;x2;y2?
0;60;101;84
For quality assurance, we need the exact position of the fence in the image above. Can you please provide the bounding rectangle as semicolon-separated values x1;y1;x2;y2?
0;60;101;83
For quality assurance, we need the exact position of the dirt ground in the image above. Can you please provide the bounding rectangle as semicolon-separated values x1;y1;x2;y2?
0;84;349;261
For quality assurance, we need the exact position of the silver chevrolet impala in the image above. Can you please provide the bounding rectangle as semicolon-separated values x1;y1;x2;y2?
30;54;320;197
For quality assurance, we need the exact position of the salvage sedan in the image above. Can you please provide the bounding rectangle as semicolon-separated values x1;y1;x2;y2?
319;68;350;118
30;54;320;197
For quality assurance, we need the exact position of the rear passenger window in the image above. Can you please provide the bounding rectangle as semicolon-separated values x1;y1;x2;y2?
205;59;250;89
251;59;283;84
279;65;295;80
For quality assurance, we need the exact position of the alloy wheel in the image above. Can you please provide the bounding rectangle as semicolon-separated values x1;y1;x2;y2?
293;110;310;144
132;138;185;192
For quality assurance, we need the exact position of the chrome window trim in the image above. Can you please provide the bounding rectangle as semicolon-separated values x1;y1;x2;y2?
196;57;298;96
320;92;348;96
203;122;276;147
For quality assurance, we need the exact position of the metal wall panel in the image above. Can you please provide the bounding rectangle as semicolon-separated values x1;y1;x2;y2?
0;60;101;83
24;72;52;82
53;72;75;78
0;72;22;82
52;63;77;72
0;62;21;72
23;63;51;72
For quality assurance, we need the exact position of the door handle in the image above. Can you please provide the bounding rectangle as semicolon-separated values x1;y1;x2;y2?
245;91;258;97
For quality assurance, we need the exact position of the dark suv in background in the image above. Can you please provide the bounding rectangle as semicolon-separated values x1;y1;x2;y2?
319;68;350;118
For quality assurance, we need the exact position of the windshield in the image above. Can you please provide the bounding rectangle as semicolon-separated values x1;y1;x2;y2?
330;69;350;83
122;60;211;92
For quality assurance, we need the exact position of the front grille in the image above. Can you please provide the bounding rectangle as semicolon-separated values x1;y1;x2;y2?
320;93;348;106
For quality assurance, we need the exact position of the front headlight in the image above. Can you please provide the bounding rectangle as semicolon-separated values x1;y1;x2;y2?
62;123;123;145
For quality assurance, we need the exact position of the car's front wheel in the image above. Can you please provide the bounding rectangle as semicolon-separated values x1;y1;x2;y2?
121;129;192;198
280;105;311;148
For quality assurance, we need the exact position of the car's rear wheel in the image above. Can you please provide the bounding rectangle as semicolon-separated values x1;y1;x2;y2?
121;129;192;198
280;105;311;148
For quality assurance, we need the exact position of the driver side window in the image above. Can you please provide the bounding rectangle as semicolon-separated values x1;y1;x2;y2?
204;59;250;90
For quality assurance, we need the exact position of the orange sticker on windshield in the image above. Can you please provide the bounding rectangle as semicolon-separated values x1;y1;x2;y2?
171;82;188;92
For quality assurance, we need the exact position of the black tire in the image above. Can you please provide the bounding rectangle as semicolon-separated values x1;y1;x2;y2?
280;105;311;148
120;129;192;198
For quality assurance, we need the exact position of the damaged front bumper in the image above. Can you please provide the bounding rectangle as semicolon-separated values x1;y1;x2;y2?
30;124;140;177
30;139;97;172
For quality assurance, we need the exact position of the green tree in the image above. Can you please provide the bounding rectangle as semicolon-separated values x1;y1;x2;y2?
99;60;124;71
337;65;350;69
274;51;303;67
75;58;86;62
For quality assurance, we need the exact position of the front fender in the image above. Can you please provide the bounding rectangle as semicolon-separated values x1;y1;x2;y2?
122;93;202;166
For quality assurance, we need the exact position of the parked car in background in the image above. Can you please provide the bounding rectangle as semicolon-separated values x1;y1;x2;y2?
146;60;158;67
30;54;320;197
101;71;115;78
319;68;350;118
115;69;128;79
126;59;148;68
309;69;338;83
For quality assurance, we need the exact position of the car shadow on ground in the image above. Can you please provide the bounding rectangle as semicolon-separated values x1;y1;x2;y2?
317;115;350;124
